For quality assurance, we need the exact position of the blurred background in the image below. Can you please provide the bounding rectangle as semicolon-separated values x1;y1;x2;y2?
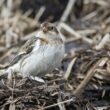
0;0;110;63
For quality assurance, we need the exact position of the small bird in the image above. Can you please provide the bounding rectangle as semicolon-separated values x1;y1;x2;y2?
0;22;65;81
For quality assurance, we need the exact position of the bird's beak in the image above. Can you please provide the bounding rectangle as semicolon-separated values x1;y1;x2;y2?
42;27;48;33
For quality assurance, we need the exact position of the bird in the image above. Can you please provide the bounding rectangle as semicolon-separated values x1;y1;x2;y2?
0;22;65;82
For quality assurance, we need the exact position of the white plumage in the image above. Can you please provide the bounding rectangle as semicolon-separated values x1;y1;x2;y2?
0;22;65;79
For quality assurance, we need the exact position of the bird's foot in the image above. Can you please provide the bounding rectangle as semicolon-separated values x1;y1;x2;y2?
29;76;45;83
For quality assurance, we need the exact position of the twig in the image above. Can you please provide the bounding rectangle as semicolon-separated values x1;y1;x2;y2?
73;58;103;96
95;33;110;50
77;29;96;36
94;105;110;110
0;0;4;7
58;22;93;44
82;11;98;21
60;0;75;22
35;6;45;21
57;98;66;110
65;37;80;43
21;31;38;41
44;98;74;109
7;0;13;11
24;9;33;17
84;0;109;7
64;57;77;80
63;50;77;60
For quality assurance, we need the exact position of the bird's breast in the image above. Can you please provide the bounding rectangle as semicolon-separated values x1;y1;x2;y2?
20;44;65;77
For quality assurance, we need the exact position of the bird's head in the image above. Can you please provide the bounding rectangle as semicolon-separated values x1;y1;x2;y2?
40;22;59;36
36;22;64;43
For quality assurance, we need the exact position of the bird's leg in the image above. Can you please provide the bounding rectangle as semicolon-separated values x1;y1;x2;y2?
28;76;48;89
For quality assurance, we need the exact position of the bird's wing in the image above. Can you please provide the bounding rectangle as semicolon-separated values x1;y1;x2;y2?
0;36;48;69
21;36;37;54
0;37;38;69
21;36;49;53
9;36;39;67
9;53;26;66
0;53;26;69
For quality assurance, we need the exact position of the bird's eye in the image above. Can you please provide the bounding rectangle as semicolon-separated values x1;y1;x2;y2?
49;26;54;30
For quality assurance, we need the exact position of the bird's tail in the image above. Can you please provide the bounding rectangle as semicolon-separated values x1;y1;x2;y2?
0;64;9;76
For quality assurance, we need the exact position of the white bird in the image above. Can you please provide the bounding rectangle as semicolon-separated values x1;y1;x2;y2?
0;22;65;82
